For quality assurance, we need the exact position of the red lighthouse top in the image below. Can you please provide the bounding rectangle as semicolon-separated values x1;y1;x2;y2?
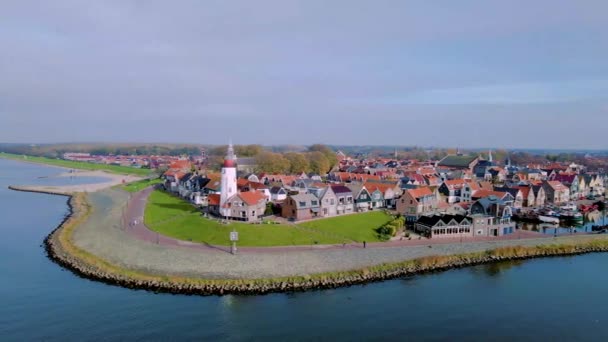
223;141;236;168
223;159;236;168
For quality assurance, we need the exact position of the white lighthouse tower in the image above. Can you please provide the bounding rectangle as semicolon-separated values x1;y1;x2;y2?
220;141;237;217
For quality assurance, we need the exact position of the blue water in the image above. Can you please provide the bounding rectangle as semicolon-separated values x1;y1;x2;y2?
2;158;608;341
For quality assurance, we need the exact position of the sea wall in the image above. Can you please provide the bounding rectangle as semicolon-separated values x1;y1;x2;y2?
9;185;608;296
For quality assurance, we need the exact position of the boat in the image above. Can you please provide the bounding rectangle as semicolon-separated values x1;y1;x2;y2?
561;211;583;221
538;215;560;224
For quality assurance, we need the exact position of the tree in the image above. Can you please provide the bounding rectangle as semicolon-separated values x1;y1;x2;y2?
285;152;310;174
309;144;337;169
255;152;290;174
307;151;330;175
235;144;263;157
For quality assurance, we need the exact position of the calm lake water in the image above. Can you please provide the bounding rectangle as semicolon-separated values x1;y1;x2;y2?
1;158;608;341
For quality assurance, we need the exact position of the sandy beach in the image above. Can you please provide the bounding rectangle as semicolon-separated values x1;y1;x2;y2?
11;170;142;194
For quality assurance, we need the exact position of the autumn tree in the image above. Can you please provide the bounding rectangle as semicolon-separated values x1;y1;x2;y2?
285;152;310;174
255;151;290;174
309;144;338;169
307;151;330;175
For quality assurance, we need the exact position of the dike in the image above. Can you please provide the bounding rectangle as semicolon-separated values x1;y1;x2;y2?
9;185;608;296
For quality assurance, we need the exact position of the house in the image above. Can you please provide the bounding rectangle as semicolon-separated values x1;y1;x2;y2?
269;186;288;202
365;181;401;208
551;174;579;200
331;185;354;215
532;185;546;207
588;175;605;197
436;155;480;171
203;174;222;195
318;186;338;217
281;193;321;221
493;186;524;208
438;179;465;204
397;187;437;219
542;181;570;204
517;186;536;207
470;195;513;218
293;179;316;194
209;191;267;222
368;187;385;209
461;181;482;203
241;181;271;201
470;213;515;237
579;175;590;197
470;189;513;203
347;184;372;212
414;214;471;238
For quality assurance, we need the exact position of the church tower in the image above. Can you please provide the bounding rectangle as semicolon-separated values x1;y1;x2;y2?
220;141;237;216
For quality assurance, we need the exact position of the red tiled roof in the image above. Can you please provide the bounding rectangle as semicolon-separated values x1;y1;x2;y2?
547;181;568;191
407;187;433;198
517;186;531;198
443;179;465;189
238;191;266;206
169;160;191;170
208;194;220;206
472;189;506;199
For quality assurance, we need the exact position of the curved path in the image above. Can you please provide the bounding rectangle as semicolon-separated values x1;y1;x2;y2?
70;187;607;280
125;187;550;254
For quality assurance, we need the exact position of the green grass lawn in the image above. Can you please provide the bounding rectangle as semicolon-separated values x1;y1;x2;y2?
298;211;394;243
144;190;344;246
0;152;151;176
121;178;162;193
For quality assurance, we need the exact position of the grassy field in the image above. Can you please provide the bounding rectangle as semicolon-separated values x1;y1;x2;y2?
121;178;162;193
0;152;151;176
144;190;344;246
298;211;394;243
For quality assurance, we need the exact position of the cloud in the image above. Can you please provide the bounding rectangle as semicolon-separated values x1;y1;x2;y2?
0;0;607;148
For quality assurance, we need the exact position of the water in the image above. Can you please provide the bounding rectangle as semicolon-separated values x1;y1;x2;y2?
1;158;608;341
518;211;608;235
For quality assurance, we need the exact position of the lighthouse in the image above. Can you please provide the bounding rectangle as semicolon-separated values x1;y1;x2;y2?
220;142;237;217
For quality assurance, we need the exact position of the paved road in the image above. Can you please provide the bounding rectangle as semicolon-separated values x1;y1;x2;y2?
69;187;608;279
124;187;550;254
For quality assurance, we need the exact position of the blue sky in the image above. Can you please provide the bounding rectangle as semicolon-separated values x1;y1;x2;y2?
1;0;607;149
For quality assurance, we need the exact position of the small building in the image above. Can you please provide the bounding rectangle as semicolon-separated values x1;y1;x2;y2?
281;193;321;221
397;187;437;220
414;214;471;238
330;185;354;215
542;181;570;204
436;155;480;171
210;191;267;222
347;183;372;212
269;186;288;202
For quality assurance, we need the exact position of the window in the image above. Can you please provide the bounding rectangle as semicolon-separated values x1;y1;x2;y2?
330;199;335;205
311;201;318;206
299;201;306;207
361;194;367;199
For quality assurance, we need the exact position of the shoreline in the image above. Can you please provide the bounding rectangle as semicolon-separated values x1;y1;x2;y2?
10;186;608;296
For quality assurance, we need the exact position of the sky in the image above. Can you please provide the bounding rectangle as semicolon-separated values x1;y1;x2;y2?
1;0;607;149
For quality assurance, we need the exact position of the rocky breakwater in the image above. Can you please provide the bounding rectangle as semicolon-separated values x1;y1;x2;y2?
12;185;608;296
